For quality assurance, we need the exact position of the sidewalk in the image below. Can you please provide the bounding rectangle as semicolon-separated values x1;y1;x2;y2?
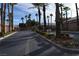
0;32;17;41
61;31;79;33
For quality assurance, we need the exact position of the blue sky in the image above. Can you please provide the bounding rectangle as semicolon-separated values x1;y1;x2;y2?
1;3;79;26
13;3;40;25
13;3;55;25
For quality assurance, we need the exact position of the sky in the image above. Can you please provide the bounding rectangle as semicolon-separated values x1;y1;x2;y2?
1;3;79;26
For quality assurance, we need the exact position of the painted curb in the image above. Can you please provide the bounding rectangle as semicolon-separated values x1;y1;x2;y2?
0;32;17;40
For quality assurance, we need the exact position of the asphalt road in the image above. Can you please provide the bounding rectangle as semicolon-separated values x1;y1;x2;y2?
0;30;79;56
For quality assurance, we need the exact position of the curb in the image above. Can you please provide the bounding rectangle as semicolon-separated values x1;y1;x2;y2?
0;32;17;40
35;32;79;54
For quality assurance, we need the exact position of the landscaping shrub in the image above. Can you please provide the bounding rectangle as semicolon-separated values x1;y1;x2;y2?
0;32;4;37
35;30;79;48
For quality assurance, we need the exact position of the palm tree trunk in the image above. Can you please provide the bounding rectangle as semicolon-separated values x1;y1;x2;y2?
8;3;10;32
43;4;46;32
51;16;52;30
11;4;14;31
55;3;61;38
3;3;6;34
48;18;49;27
25;17;27;24
75;3;79;31
1;3;3;35
36;16;38;22
66;11;68;31
60;7;63;30
38;6;41;28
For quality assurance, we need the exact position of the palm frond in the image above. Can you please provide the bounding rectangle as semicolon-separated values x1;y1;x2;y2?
28;7;35;9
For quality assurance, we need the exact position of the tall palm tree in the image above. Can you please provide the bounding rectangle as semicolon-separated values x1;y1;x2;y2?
32;3;43;28
10;3;17;31
25;15;27;23
21;17;24;23
63;6;70;30
55;3;61;38
28;14;31;20
43;4;47;31
59;3;64;30
3;3;6;34
7;3;11;32
47;16;49;27
50;13;53;29
35;13;38;22
63;13;66;19
1;3;3;35
75;3;79;31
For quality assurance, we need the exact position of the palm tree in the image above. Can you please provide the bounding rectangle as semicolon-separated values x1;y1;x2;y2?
35;13;38;22
75;3;79;31
47;16;49;27
28;14;31;20
1;3;3;35
63;13;66;19
10;3;17;31
43;4;47;31
59;3;64;30
2;3;6;34
63;6;70;30
25;15;27;23
32;3;43;28
50;13;53;29
21;17;24;23
55;3;61;38
7;3;11;32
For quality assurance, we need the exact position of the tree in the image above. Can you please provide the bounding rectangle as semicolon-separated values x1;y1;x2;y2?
63;6;70;30
63;13;66;19
25;15;27;23
32;3;42;28
26;19;37;26
50;13;53;29
2;3;6;34
21;17;24;23
35;13;38;22
47;16;49;27
75;3;79;31
10;3;17;31
43;4;47;31
28;14;31;20
55;3;61;38
1;3;3;35
59;3;64;30
7;3;11;32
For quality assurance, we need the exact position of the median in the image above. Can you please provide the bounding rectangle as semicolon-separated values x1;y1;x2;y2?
34;30;79;53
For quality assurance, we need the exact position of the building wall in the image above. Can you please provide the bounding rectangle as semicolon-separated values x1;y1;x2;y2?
68;20;77;31
63;20;78;31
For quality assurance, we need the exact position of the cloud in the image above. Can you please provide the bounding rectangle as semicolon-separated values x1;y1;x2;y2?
13;3;79;25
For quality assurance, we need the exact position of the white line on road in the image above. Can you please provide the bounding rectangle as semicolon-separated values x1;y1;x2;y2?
0;32;17;40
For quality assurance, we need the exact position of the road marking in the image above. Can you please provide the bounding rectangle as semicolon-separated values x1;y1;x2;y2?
0;32;17;40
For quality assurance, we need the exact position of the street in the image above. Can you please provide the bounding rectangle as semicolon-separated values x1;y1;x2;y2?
0;30;79;56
